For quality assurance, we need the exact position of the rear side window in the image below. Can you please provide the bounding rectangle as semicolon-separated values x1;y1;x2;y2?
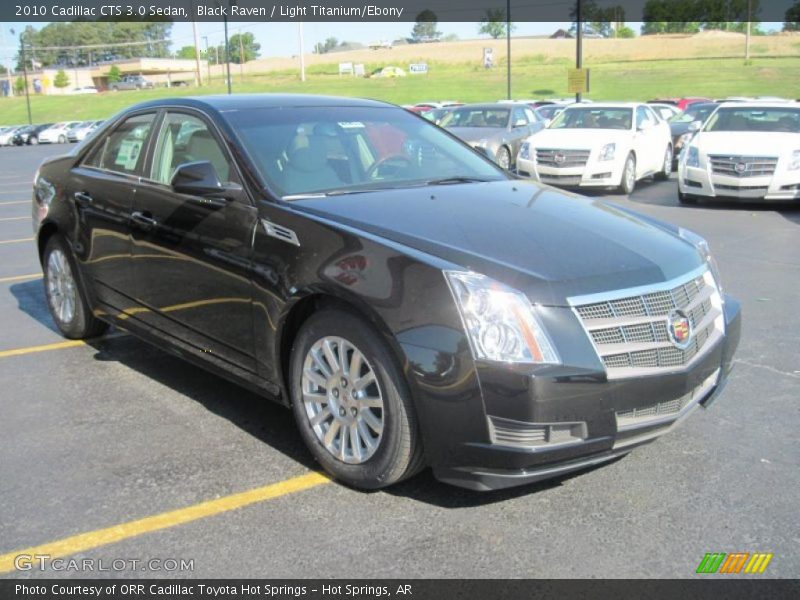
84;113;156;176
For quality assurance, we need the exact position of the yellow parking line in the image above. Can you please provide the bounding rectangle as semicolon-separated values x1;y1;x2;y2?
0;237;34;244
0;201;29;206
0;273;41;283
0;339;87;358
0;216;31;222
0;472;330;573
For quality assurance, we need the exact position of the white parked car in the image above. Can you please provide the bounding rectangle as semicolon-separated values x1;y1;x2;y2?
0;126;24;146
67;120;104;143
38;122;80;144
678;102;800;203
517;103;673;194
70;86;99;94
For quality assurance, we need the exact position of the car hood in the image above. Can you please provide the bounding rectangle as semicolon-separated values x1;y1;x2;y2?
446;127;503;143
292;180;703;305
526;128;631;149
694;131;800;156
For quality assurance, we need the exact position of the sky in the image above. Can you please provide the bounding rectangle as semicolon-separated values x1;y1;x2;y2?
0;20;785;63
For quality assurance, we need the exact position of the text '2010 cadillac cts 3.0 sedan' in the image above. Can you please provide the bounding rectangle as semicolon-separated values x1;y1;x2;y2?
32;95;741;491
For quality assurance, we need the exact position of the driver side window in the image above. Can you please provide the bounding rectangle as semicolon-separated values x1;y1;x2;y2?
150;112;234;185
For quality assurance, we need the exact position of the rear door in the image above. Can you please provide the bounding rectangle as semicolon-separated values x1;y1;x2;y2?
130;109;259;373
68;111;158;312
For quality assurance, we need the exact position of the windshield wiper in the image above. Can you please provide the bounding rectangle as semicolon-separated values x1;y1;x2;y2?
424;176;495;185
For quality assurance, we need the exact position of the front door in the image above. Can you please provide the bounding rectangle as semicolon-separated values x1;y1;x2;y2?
130;110;259;373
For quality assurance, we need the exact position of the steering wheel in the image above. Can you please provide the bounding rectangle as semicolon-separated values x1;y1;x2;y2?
366;153;413;179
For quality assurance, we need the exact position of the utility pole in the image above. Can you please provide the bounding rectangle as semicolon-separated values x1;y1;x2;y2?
238;28;245;82
202;36;211;83
745;0;752;61
576;0;583;103
506;0;511;99
1;26;13;97
12;28;32;124
298;22;305;82
191;4;202;85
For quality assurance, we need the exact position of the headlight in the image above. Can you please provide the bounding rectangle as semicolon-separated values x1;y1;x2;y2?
444;271;560;364
598;142;616;161
788;149;800;171
685;146;700;168
519;142;530;160
678;228;723;295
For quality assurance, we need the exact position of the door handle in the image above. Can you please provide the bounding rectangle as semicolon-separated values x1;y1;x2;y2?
74;191;93;204
131;211;159;228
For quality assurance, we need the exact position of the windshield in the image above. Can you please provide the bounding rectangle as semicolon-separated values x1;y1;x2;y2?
670;104;718;124
226;106;505;198
440;107;510;129
536;106;563;120
704;107;800;133
549;107;632;130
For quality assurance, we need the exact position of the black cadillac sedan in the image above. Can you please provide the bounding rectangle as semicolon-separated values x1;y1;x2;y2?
32;95;741;491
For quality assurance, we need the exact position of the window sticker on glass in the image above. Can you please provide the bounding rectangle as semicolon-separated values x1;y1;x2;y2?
338;122;366;129
115;139;142;171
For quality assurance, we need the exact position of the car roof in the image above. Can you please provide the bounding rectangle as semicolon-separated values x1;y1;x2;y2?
565;102;640;109
716;101;799;109
453;103;514;110
125;94;394;114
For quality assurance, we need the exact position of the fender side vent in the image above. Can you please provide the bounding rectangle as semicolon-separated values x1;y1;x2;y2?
262;219;300;246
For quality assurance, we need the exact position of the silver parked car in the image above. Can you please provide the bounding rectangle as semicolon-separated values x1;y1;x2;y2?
440;103;545;169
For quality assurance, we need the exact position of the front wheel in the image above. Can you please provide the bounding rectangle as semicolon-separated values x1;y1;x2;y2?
655;145;672;181
290;309;424;489
43;236;108;340
29;136;38;145
495;146;512;170
58;135;66;144
617;153;636;195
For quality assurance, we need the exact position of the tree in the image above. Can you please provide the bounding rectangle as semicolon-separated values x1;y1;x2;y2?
785;1;800;30
314;37;339;54
616;25;636;38
107;65;121;83
14;77;25;94
411;10;441;41
478;9;515;39
569;1;626;38
53;69;70;89
228;32;260;64
176;45;198;60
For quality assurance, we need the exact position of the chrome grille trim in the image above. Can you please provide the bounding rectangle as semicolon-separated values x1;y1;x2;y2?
569;266;724;379
488;416;587;449
708;154;778;178
535;148;591;168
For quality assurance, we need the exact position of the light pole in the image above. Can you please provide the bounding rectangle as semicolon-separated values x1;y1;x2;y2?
1;26;13;97
506;0;511;99
575;0;583;103
202;36;211;83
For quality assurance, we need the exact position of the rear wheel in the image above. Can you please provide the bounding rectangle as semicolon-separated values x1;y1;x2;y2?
655;145;672;181
290;309;424;489
617;153;636;195
43;236;108;340
58;134;66;144
29;136;38;145
495;146;512;170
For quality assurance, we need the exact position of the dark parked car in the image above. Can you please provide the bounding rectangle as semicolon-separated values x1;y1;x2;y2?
12;123;54;146
668;102;719;166
440;103;544;170
32;95;740;491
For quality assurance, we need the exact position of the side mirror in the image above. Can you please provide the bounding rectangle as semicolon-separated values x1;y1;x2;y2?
170;161;242;201
688;120;702;132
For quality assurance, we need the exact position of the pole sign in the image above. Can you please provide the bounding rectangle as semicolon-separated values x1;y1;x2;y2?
338;62;354;76
567;68;589;94
409;63;428;74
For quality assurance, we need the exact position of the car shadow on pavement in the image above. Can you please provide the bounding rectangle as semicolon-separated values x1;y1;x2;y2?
8;280;625;506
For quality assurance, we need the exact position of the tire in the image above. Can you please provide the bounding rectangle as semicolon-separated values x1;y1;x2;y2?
678;189;698;205
495;146;512;170
655;145;672;181
43;235;108;340
617;153;636;195
58;135;66;144
29;136;38;145
290;309;424;489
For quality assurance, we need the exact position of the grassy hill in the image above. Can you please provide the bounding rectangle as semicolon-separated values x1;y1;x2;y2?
1;33;799;125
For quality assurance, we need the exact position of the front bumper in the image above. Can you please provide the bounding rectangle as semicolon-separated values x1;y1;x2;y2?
408;295;741;491
517;155;624;188
679;165;800;202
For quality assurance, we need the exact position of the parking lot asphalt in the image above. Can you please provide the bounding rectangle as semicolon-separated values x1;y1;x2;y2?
0;144;798;579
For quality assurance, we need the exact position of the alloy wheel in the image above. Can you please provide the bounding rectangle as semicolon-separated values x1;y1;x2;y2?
46;248;77;325
301;336;384;464
496;147;511;170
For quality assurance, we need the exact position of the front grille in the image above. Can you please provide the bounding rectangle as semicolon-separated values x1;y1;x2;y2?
535;148;591;168
715;184;769;192
708;154;777;178
570;269;724;379
539;174;582;186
